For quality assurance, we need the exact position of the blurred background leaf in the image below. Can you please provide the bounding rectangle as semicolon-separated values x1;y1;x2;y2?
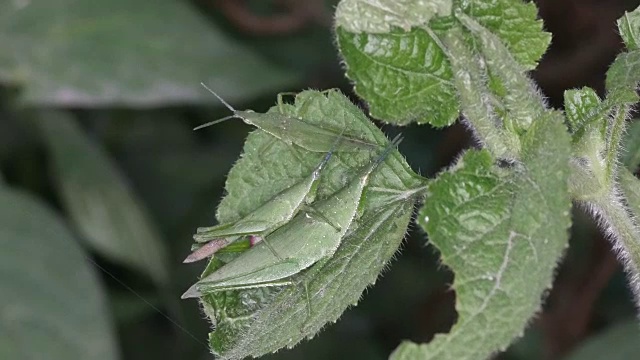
0;0;297;106
1;0;640;359
36;111;170;287
563;320;640;360
0;187;119;360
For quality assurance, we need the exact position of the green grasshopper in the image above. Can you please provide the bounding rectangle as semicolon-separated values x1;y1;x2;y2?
196;83;379;153
182;142;339;264
181;135;402;299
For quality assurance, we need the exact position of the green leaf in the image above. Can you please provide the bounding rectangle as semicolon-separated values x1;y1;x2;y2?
622;120;640;172
0;0;296;107
618;8;640;50
598;50;640;183
401;114;571;359
195;90;424;359
36;111;169;287
605;51;640;103
563;87;602;133
335;0;452;33
562;87;609;154
564;321;640;360
335;0;550;126
0;187;118;360
565;22;640;189
211;202;414;359
436;14;549;160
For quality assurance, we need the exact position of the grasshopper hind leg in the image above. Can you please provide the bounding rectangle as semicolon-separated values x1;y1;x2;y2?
260;236;284;261
301;205;342;232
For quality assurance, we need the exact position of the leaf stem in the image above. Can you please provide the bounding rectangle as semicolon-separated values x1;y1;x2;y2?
437;28;517;160
586;192;640;305
605;105;629;185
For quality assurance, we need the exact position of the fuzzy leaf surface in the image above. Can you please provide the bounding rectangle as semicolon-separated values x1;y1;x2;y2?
619;9;640;50
193;90;424;359
564;87;602;134
399;115;571;360
335;0;550;126
0;188;118;360
605;36;640;109
37;112;169;286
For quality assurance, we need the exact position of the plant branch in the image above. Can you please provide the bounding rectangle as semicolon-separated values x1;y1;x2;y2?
605;104;630;185
585;193;640;305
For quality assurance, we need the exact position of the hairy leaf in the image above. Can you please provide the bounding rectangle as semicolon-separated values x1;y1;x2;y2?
605;51;640;103
336;0;452;33
194;90;424;359
619;9;640;50
336;0;550;126
37;112;169;287
564;7;640;189
562;87;609;160
400;114;571;359
0;0;295;107
0;188;118;360
573;7;640;308
563;87;602;134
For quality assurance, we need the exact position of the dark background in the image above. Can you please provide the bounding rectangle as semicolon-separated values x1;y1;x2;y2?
2;0;640;359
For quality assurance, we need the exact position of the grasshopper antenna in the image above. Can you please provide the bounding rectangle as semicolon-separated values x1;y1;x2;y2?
200;82;236;113
195;82;242;130
193;115;236;130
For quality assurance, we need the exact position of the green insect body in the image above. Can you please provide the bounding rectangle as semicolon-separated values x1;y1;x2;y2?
182;146;336;264
183;235;260;264
181;135;402;299
196;83;378;153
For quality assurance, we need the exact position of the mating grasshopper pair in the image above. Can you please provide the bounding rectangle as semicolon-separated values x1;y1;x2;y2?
181;85;401;299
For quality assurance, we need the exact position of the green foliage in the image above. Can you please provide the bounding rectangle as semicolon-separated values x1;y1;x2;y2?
335;0;550;126
197;90;423;358
185;1;640;359
560;6;640;308
36;112;170;286
619;10;640;51
4;0;640;359
402;115;571;359
564;321;640;360
0;0;296;106
0;188;118;360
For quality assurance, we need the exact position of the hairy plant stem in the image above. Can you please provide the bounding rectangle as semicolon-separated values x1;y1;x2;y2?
571;163;640;306
586;194;640;305
436;28;518;160
605;105;630;184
